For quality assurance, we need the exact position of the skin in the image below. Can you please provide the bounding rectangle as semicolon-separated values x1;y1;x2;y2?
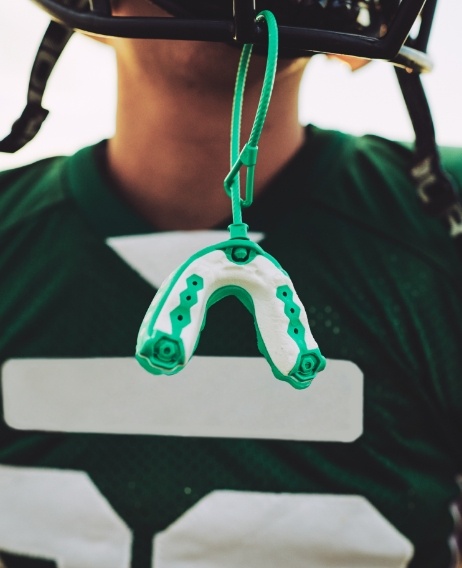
105;0;310;230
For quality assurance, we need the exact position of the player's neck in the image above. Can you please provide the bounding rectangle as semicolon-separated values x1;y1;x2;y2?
107;58;307;231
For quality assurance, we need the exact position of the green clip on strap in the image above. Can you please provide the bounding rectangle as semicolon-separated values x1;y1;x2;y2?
136;11;326;389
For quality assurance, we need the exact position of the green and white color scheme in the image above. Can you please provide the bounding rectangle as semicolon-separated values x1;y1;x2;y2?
136;236;325;388
0;128;462;567
136;10;323;389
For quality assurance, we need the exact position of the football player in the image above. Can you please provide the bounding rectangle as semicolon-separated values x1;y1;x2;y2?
0;1;461;567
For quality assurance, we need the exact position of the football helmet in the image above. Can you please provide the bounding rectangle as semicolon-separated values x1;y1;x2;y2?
30;0;434;69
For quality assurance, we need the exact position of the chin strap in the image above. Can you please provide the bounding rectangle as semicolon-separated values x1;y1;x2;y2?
136;10;326;389
0;0;88;153
395;67;462;254
0;22;72;153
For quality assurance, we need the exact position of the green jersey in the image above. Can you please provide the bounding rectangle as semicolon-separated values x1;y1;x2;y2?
0;126;461;568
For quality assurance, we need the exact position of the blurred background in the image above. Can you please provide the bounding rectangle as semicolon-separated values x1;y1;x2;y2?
1;0;461;170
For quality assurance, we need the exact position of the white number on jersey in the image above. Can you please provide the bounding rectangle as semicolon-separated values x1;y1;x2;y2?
0;466;413;568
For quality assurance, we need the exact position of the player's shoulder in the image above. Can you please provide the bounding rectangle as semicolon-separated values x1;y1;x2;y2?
308;126;421;223
308;125;415;190
327;128;461;192
0;155;68;234
347;132;462;225
308;126;462;267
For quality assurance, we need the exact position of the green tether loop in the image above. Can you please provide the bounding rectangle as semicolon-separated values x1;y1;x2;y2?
224;10;279;236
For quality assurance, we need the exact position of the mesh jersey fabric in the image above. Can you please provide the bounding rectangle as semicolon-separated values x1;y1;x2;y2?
0;125;461;568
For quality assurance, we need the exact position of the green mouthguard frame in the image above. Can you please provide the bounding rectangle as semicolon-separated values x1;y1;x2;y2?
136;11;326;389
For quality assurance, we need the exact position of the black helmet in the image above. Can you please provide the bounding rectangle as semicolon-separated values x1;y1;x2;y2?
31;0;434;69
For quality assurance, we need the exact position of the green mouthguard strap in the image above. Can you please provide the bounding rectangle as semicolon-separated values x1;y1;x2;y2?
223;10;278;237
135;9;327;389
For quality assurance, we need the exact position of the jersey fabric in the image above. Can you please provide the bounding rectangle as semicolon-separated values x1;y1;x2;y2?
0;126;461;568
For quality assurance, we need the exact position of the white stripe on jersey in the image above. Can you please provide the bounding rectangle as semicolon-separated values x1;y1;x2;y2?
2;357;362;441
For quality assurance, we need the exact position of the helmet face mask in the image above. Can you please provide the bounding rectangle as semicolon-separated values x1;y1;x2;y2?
32;0;432;70
151;0;401;39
